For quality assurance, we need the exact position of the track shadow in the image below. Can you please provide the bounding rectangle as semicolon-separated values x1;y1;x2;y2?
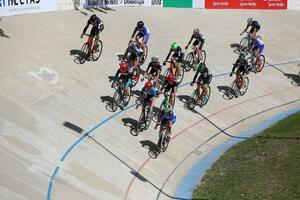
70;49;87;64
176;94;195;111
99;95;114;112
130;170;147;182
284;73;300;86
122;117;137;129
140;140;157;152
108;76;115;82
63;121;84;134
230;43;241;54
0;28;9;38
217;85;234;100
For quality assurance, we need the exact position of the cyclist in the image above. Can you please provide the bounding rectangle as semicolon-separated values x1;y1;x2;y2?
111;61;133;102
249;37;264;71
164;42;184;77
190;63;212;102
185;28;205;65
230;52;249;90
159;72;179;106
240;17;261;38
144;56;162;85
81;14;104;57
136;81;158;111
124;41;143;69
130;21;150;59
154;102;176;148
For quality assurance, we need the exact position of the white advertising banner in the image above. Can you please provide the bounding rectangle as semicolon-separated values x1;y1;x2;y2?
0;0;55;16
101;0;162;7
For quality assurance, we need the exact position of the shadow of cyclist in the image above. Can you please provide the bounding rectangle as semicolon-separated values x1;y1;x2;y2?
284;72;300;86
0;28;9;38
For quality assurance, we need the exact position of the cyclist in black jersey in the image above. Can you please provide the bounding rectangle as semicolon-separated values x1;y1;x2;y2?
185;28;205;64
230;52;249;90
144;56;162;85
164;42;184;77
240;17;261;38
190;63;211;101
81;14;104;57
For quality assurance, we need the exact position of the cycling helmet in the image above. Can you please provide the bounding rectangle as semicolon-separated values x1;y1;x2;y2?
144;81;152;90
120;62;128;72
167;72;176;83
90;14;97;23
171;42;179;50
193;28;200;34
247;17;253;24
151;55;159;62
162;102;172;113
198;63;206;70
137;21;144;29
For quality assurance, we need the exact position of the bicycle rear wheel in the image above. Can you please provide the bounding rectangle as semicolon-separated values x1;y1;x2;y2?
122;87;132;108
92;40;103;61
200;85;211;107
239;77;249;96
184;52;194;72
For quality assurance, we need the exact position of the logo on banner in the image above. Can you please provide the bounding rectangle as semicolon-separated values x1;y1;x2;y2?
0;0;41;7
123;0;144;5
151;0;161;5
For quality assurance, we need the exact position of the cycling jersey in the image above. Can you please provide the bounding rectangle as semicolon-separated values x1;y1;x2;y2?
83;16;104;36
160;111;176;126
252;38;264;55
132;26;150;44
231;58;249;75
166;46;184;62
141;86;158;98
113;64;134;89
192;64;211;85
146;61;162;76
124;43;143;63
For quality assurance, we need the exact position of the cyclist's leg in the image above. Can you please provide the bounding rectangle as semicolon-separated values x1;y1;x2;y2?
200;84;208;100
124;79;131;97
196;80;201;97
257;44;264;69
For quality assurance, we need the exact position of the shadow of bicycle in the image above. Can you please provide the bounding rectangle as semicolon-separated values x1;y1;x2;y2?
217;85;235;100
284;73;300;86
70;49;87;64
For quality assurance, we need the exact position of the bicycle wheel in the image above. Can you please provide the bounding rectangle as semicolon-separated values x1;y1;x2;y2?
256;55;265;72
188;90;198;109
163;68;170;79
184;52;194;72
176;65;185;84
122;86;132;107
92;40;103;61
131;66;140;87
136;109;145;135
140;45;148;65
79;43;89;63
200;85;211;107
144;106;152;130
111;89;121;112
239;37;248;52
228;80;237;99
200;50;206;64
161;129;170;152
239;77;249;96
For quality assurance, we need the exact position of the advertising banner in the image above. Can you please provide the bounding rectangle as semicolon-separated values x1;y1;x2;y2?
0;0;55;16
103;0;163;6
205;0;288;10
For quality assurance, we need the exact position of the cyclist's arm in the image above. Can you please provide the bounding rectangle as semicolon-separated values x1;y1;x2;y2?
82;21;90;35
192;69;199;83
131;27;138;39
186;35;193;46
165;49;172;61
241;24;250;35
145;63;151;74
113;69;121;83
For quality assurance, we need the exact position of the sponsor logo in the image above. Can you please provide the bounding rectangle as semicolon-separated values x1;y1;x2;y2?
151;0;161;5
1;0;41;7
124;0;144;5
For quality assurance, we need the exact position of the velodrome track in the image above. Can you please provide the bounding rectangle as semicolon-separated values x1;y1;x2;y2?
0;7;300;200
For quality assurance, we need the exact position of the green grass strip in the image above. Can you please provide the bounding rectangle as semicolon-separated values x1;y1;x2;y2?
193;111;300;200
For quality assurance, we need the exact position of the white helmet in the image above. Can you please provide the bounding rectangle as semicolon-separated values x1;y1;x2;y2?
151;55;159;62
247;17;253;24
193;28;200;34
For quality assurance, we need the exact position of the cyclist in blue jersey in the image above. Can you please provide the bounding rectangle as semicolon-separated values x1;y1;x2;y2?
130;21;150;57
136;81;158;111
249;37;265;70
155;102;176;139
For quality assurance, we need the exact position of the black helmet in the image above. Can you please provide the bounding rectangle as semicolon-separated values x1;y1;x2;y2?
90;14;97;22
137;21;144;29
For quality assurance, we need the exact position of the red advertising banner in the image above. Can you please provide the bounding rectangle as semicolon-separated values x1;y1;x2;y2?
205;0;288;9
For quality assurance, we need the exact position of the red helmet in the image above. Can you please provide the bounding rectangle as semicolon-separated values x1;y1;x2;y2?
119;62;128;72
144;81;152;90
167;73;176;83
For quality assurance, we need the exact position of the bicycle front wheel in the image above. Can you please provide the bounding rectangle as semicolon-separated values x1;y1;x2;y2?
200;85;211;107
111;89;121;112
239;37;249;52
131;66;140;87
184;52;194;72
239;77;249;96
140;45;148;65
176;65;185;84
92;40;103;61
161;129;170;152
188;90;198;110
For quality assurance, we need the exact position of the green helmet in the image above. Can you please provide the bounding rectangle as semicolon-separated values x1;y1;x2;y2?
162;102;172;113
197;63;206;70
171;42;179;50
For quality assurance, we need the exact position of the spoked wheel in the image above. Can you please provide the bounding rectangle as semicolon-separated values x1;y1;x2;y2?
77;43;89;64
188;90;198;110
239;77;249;96
131;66;141;87
239;37;249;52
144;106;152;130
200;85;211;107
135;109;145;136
140;45;148;65
160;129;170;152
111;89;121;112
200;50;206;64
92;40;103;61
121;87;131;108
176;65;185;84
256;55;265;72
228;80;237;99
184;52;194;72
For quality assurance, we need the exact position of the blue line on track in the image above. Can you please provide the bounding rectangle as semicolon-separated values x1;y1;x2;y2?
46;59;299;200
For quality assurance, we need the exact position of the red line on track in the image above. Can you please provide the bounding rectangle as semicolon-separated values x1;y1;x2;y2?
124;85;297;200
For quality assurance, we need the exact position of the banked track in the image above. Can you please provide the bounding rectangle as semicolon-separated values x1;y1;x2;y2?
0;7;300;200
